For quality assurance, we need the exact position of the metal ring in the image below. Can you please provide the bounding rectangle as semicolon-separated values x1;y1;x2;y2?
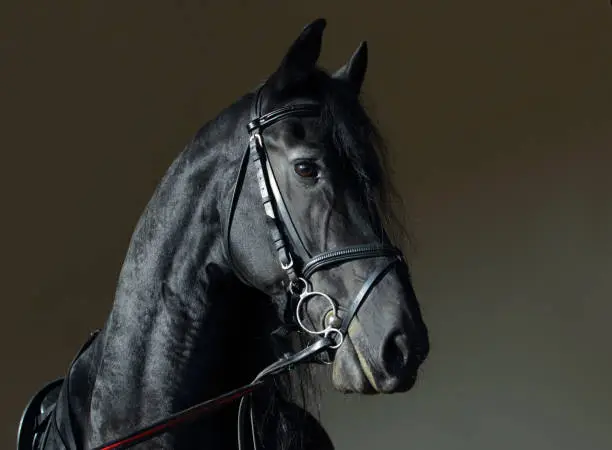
295;291;339;336
324;328;344;350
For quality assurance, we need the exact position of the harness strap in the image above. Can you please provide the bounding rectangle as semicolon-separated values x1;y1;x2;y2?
245;89;323;283
224;142;256;287
303;244;401;279
339;257;400;336
262;151;312;261
248;132;297;281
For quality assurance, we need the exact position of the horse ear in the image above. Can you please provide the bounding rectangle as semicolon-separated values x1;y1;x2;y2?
270;18;326;91
333;41;368;93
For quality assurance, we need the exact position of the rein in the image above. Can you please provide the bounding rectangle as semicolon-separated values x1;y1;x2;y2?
91;338;334;450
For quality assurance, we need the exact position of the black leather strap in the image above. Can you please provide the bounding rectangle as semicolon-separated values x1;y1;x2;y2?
302;244;401;279
225;93;322;284
224;143;256;287
263;155;312;261
245;90;322;283
248;131;297;280
247;104;320;132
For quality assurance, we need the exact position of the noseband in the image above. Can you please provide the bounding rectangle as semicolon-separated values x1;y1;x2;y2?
32;87;403;450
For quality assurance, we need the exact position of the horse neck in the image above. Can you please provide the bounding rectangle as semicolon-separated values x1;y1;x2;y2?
70;282;272;450
60;93;330;450
66;104;270;449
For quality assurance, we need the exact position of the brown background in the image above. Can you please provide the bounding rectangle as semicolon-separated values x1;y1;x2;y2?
2;1;611;449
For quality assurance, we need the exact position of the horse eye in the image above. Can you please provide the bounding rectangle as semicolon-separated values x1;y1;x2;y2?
294;161;318;178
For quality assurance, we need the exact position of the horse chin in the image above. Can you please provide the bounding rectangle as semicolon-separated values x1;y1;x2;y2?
330;338;378;395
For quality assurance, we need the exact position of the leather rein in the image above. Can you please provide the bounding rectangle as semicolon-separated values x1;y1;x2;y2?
42;87;403;450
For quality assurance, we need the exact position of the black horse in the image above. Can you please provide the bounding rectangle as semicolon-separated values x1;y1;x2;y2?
18;18;429;450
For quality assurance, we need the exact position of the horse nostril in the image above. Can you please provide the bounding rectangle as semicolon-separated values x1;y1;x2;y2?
381;331;410;377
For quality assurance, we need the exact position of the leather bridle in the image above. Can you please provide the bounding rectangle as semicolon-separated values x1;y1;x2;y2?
34;86;404;450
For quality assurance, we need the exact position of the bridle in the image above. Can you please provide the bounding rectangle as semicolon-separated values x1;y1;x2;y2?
228;86;403;341
73;86;404;450
230;86;403;449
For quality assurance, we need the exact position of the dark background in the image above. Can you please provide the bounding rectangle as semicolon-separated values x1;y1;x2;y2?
2;1;611;449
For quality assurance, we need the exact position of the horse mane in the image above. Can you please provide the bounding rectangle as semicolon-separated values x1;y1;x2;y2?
270;68;410;253
317;72;410;251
